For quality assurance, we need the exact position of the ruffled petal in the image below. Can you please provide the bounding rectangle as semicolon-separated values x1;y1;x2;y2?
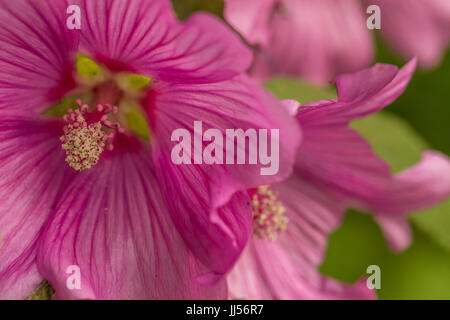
37;136;226;299
295;60;450;250
77;0;251;83
0;0;79;115
228;178;375;300
298;59;417;125
0;117;72;299
147;75;301;281
294;61;416;204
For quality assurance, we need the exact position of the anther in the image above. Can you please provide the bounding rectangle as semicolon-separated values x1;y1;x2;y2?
60;100;122;170
249;186;289;241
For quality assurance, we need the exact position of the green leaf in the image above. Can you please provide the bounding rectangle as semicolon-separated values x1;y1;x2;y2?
321;212;450;299
319;210;390;284
265;77;337;103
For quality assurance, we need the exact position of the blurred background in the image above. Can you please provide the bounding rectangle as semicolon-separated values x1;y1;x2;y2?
171;0;450;300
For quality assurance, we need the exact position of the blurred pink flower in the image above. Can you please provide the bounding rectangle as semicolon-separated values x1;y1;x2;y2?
0;0;300;299
228;59;450;299
225;0;450;83
225;0;373;84
368;0;450;68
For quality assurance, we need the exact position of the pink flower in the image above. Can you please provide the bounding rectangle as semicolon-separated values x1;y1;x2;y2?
224;0;373;84
228;59;450;299
367;0;450;68
0;0;300;299
225;0;450;83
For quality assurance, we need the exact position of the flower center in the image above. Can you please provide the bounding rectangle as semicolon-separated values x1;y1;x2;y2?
60;99;123;171
249;185;288;241
47;54;153;171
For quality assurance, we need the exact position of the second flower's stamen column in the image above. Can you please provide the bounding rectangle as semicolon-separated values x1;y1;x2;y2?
249;185;289;241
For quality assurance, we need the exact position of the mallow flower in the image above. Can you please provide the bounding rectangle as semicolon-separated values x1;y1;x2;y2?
227;59;450;299
224;0;450;84
0;0;300;299
224;0;373;84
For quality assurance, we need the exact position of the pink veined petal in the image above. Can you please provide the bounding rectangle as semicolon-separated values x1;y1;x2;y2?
146;75;301;281
162;13;253;84
0;0;79;115
75;0;251;83
36;136;227;300
368;0;450;68
228;177;375;300
274;174;347;267
226;0;374;83
0;117;73;299
224;0;277;47
295;124;391;209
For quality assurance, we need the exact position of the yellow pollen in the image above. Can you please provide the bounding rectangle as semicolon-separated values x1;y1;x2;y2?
251;185;288;241
60;116;105;171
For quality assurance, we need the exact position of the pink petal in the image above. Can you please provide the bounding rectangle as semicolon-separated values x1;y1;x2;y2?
295;60;450;250
228;179;375;300
36;136;226;299
298;59;417;125
369;0;450;68
295;124;391;209
77;0;251;83
373;151;450;215
374;215;412;252
0;117;73;299
274;175;347;267
224;0;277;47
295;61;418;202
226;0;374;83
281;99;300;116
146;75;301;280
0;0;79;115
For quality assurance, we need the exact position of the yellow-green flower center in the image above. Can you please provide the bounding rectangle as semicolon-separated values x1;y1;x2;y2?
46;53;153;170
